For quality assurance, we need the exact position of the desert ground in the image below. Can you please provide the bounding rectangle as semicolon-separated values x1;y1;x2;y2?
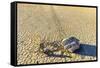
17;3;96;65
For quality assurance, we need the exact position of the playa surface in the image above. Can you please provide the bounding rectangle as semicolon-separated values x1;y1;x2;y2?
17;3;96;65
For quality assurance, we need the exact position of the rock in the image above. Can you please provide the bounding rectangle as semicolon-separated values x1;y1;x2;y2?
62;37;80;52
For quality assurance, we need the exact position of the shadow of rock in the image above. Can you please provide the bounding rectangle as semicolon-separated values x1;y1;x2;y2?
74;44;96;57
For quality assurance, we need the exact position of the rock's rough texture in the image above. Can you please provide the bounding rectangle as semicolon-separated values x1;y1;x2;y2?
62;37;80;52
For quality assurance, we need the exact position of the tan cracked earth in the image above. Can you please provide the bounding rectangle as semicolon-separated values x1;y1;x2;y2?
17;3;96;65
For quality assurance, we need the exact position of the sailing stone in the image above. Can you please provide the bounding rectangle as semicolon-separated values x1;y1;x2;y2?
62;37;80;52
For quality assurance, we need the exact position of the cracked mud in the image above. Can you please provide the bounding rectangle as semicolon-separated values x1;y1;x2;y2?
17;4;96;65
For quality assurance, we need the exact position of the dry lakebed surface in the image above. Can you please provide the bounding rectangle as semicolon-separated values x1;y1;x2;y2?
17;3;96;65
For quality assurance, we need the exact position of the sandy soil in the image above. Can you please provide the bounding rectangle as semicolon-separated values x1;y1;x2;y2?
17;3;96;65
